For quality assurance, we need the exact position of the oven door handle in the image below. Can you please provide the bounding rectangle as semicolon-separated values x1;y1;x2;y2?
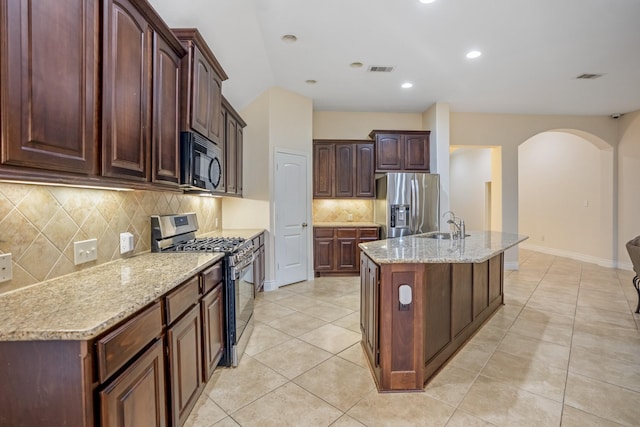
230;253;255;277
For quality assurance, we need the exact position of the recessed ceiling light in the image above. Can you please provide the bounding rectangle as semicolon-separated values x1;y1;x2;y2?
350;62;364;68
401;82;413;89
466;50;482;59
305;79;317;85
281;34;298;43
419;0;436;4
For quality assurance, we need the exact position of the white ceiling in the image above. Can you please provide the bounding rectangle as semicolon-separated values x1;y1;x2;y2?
149;0;640;116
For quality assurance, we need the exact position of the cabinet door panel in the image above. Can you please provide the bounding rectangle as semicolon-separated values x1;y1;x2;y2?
355;143;375;197
208;77;223;142
375;134;403;171
191;46;210;138
488;253;503;303
152;33;181;185
100;339;167;427
313;239;334;270
225;118;237;193
168;306;202;427
313;143;334;197
1;0;98;174
202;285;224;380
404;134;430;171
336;239;357;271
102;0;151;180
334;144;355;197
473;261;489;318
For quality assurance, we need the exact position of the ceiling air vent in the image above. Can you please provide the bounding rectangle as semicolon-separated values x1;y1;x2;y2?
576;73;603;80
368;66;394;73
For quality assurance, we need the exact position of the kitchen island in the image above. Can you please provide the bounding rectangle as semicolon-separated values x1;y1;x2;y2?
359;231;527;392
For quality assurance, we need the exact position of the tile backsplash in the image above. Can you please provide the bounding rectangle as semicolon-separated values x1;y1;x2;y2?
312;199;373;223
0;183;221;294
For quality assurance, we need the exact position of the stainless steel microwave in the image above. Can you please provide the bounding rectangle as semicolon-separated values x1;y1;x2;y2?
180;131;224;192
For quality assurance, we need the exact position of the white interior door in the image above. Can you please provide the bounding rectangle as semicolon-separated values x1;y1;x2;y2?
274;151;309;286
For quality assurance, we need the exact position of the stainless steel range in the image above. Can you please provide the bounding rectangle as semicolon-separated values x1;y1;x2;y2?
151;213;254;367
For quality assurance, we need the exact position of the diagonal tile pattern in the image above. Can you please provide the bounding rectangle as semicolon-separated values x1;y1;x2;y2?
0;182;221;293
187;249;640;427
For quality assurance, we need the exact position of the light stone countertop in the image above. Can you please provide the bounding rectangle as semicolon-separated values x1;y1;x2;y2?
313;222;379;227
0;228;266;342
359;231;528;264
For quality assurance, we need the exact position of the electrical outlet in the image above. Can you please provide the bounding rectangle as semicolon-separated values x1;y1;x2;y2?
0;253;12;283
74;238;98;265
120;232;134;254
347;213;353;221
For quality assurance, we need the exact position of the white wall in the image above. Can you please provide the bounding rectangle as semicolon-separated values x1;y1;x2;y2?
519;132;614;265
618;111;640;270
313;112;423;139
423;103;451;228
450;147;492;231
450;112;618;268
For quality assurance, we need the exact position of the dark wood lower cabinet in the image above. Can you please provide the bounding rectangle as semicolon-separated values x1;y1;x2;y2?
314;226;379;276
168;305;203;427
360;252;504;392
202;283;224;380
100;339;167;427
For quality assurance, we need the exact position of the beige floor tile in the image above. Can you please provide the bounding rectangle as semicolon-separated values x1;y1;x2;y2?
332;311;362;333
424;365;478;406
255;287;296;303
480;350;567;402
526;294;576;316
459;375;562;426
571;323;640;364
337;342;369;369
467;324;508;349
303;301;355;322
184;392;227;427
509;315;573;346
569;345;640;392
267;311;328;337
243;323;293;356
347;390;456;427
252;338;332;379
497;331;570;370
445;410;498;426
577;292;630;313
252;300;296;323
231;382;342;427
575;305;638;330
318;292;362;311
298;323;362;354
448;342;495;373
275;293;319;311
205;357;288;413
330;414;367;426
213;417;240;427
564;373;640;426
293;356;376;411
561;405;625;427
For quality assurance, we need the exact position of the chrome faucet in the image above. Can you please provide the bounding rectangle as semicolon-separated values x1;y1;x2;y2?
443;211;466;239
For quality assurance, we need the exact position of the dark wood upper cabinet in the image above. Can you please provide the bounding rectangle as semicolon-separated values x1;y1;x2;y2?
152;33;182;186
313;140;375;199
102;0;185;183
102;0;152;180
222;96;246;197
369;130;431;172
1;0;99;175
173;28;228;145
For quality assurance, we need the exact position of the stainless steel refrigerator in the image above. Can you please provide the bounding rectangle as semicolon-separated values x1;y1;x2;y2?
374;173;440;239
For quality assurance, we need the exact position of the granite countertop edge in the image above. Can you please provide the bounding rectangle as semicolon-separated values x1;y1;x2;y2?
0;228;266;342
359;231;528;265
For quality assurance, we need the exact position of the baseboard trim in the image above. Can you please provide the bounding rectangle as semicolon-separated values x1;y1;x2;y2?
520;243;619;269
263;280;278;292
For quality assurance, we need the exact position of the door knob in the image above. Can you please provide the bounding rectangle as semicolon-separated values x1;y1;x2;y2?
302;222;308;228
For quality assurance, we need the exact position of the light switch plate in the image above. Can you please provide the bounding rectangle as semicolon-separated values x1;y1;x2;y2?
0;253;12;283
74;238;98;265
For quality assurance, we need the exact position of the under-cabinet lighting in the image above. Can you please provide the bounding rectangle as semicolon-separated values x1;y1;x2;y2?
0;180;134;192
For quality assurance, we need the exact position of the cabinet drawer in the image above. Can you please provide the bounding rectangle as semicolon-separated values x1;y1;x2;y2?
165;276;200;325
359;228;379;239
252;236;260;247
336;228;357;238
314;228;334;238
201;262;223;295
96;301;163;383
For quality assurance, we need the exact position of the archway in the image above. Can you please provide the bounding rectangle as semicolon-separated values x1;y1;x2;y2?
518;130;614;266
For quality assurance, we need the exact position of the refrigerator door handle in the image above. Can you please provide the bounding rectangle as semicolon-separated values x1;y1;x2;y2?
411;178;417;234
